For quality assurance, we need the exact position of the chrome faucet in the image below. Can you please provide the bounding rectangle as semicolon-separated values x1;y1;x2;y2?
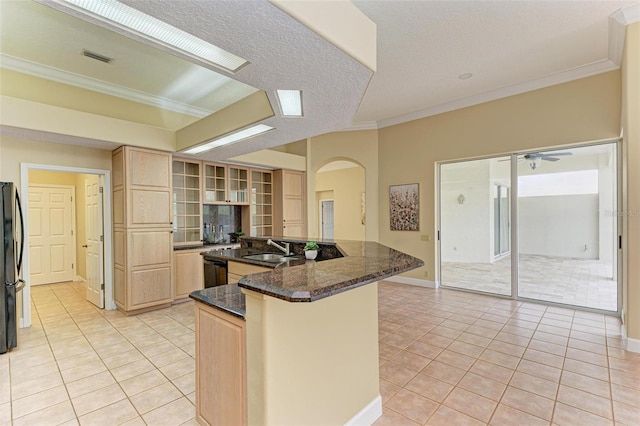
267;239;290;255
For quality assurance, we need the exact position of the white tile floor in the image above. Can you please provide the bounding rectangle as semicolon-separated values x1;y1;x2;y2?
441;254;618;311
1;282;197;426
2;280;639;425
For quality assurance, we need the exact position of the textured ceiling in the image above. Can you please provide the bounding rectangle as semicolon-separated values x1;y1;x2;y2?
353;0;637;126
0;0;257;117
0;0;637;160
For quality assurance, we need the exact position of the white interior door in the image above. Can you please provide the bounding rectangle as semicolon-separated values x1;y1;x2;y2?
321;200;334;239
29;185;75;285
85;176;104;308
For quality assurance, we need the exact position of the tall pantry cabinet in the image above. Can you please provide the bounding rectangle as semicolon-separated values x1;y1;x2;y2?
113;146;173;313
273;169;306;238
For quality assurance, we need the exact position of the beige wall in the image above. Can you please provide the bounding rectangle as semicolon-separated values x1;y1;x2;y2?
0;137;112;188
377;71;622;282
621;22;640;340
1;69;199;130
315;166;366;240
307;129;379;241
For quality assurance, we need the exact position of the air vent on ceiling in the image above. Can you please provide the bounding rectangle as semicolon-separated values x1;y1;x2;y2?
82;49;113;64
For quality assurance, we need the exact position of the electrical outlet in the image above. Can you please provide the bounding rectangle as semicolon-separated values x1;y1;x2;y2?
421;234;430;242
425;270;429;278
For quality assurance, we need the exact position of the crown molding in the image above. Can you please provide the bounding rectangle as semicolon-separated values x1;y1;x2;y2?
376;59;618;130
609;3;640;65
375;7;637;130
340;120;378;131
0;54;212;118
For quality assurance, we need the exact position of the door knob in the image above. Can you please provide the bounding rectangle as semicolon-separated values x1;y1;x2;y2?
82;244;88;248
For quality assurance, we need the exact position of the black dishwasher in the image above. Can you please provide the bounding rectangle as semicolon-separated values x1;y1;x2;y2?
204;258;228;288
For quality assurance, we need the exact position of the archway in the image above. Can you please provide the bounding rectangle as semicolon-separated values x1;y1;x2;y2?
313;159;366;240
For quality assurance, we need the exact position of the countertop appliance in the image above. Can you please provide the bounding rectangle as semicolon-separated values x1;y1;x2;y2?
1;182;25;354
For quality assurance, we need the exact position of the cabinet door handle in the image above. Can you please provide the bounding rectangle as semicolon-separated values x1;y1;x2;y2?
82;244;88;248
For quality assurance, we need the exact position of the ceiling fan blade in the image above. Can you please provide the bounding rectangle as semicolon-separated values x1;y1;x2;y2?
542;157;560;161
544;152;573;157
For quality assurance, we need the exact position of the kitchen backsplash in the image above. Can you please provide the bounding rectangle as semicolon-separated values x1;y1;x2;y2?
203;205;242;244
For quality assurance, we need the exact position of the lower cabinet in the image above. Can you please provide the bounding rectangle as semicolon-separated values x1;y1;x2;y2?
227;261;269;284
173;248;205;300
195;302;246;426
114;228;173;313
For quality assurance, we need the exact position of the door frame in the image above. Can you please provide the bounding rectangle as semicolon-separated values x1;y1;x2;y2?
27;184;77;286
20;163;114;328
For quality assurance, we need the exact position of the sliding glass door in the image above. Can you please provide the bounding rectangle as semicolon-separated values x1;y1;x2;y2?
516;143;618;311
439;156;512;296
439;141;619;312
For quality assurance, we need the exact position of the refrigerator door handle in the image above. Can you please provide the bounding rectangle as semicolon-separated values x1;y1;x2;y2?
15;188;24;275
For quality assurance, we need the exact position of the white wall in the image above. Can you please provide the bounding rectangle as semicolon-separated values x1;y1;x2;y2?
440;160;491;263
519;194;599;259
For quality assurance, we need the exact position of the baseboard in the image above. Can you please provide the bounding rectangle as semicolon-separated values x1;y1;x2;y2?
345;395;382;426
622;324;640;353
75;275;86;283
385;275;438;289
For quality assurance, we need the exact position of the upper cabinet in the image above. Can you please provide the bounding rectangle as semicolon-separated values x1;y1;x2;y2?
273;169;306;238
172;159;202;245
249;169;273;237
203;163;250;205
113;146;172;228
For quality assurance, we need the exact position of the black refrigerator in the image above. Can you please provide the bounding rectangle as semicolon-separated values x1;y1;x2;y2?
1;182;25;354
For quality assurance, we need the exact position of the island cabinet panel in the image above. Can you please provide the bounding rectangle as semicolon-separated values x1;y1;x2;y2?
173;248;204;300
112;145;173;314
227;261;269;284
196;303;247;426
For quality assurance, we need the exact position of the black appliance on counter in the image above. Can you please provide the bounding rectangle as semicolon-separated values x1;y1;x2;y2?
204;258;227;288
1;182;25;354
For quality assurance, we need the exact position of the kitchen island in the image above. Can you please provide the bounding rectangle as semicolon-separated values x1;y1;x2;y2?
190;238;423;425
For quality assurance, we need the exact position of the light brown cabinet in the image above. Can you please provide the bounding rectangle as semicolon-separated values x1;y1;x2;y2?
113;146;173;313
195;302;247;426
203;163;250;205
273;169;306;238
227;261;269;284
173;248;204;300
172;159;202;246
249;169;273;237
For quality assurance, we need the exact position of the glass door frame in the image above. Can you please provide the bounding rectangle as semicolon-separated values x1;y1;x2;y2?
437;139;622;315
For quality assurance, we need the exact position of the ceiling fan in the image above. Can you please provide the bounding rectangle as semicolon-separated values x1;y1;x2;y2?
499;151;573;169
524;152;573;169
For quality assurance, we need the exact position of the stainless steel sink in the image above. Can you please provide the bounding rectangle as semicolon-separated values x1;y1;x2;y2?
243;253;286;262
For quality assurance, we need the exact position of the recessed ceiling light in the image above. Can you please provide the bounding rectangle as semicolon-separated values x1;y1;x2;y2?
50;0;249;72
276;90;303;117
183;124;274;155
458;73;473;80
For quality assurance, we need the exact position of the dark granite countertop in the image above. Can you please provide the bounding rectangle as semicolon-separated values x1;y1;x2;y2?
190;239;423;316
189;284;245;319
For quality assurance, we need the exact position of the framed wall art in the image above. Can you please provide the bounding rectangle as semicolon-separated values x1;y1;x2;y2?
389;183;419;231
